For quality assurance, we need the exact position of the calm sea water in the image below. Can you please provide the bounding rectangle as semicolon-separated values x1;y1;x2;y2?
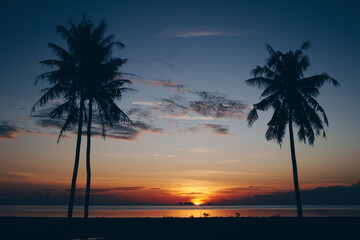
1;205;360;218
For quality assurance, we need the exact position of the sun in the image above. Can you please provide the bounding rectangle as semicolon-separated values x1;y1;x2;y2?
194;202;200;206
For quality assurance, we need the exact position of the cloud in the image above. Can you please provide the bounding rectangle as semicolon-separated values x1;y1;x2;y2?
218;159;243;164
160;29;256;38
156;96;189;113
153;57;177;68
178;192;203;195
255;128;265;132
175;31;237;38
203;124;230;135
0;122;22;139
0;171;68;185
236;182;360;205
0;184;192;205
249;152;273;159
189;146;216;153
75;186;146;194
132;79;188;94
219;186;264;194
5;171;40;178
32;108;164;142
189;91;247;119
132;101;162;106
90;120;164;141
29;86;245;142
0;121;62;140
143;80;188;93
22;130;62;138
182;124;230;135
131;79;247;125
126;107;154;121
126;90;246;137
160;114;216;121
153;92;246;121
151;153;176;159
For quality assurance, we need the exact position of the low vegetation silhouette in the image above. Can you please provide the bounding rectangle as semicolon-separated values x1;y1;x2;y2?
245;42;340;217
32;15;133;219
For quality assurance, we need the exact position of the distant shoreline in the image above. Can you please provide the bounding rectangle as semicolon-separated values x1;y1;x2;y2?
1;204;360;218
1;203;360;206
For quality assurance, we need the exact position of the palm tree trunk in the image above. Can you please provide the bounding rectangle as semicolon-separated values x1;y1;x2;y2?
84;99;93;219
67;94;84;219
288;110;303;218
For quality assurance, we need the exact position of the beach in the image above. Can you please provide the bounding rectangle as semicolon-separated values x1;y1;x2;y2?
1;217;359;239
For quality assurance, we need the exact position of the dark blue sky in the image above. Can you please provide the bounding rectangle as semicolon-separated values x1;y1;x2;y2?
1;0;359;104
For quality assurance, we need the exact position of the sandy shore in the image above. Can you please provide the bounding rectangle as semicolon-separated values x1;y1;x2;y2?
0;217;359;239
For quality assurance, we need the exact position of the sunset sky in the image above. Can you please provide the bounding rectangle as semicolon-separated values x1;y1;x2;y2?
0;0;359;205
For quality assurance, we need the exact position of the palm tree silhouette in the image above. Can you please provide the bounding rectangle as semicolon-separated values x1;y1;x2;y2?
245;42;339;217
78;19;133;219
32;21;87;219
33;15;133;219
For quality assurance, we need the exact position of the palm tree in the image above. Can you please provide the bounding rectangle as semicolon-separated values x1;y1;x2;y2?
245;42;339;217
32;22;86;219
77;21;134;218
32;16;133;219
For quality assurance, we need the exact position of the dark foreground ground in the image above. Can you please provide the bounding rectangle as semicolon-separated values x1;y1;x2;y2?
0;217;359;240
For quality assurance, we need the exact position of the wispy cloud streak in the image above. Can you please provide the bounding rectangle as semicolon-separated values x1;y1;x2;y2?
31;111;164;142
182;124;230;135
151;91;247;120
160;29;257;38
0;122;22;139
143;80;188;93
0;121;63;140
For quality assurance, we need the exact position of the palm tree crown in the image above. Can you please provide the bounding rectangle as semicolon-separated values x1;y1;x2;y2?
246;42;339;146
33;16;133;133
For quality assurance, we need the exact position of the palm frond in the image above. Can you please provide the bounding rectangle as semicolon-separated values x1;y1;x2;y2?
254;94;280;111
49;99;78;119
56;25;72;41
246;108;258;127
293;100;315;145
298;55;310;72
32;83;65;113
245;77;274;89
100;35;115;47
39;59;66;68
47;43;73;62
92;19;107;42
57;109;78;143
275;103;288;145
301;41;311;50
306;96;329;126
299;73;340;88
299;87;320;97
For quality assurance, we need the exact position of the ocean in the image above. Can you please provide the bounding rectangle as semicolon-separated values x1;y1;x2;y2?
1;205;360;218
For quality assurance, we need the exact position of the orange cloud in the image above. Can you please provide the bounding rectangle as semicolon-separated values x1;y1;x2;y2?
143;80;188;93
0;123;22;139
0;122;67;140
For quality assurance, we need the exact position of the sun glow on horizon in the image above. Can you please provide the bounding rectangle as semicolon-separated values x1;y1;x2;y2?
194;202;200;206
